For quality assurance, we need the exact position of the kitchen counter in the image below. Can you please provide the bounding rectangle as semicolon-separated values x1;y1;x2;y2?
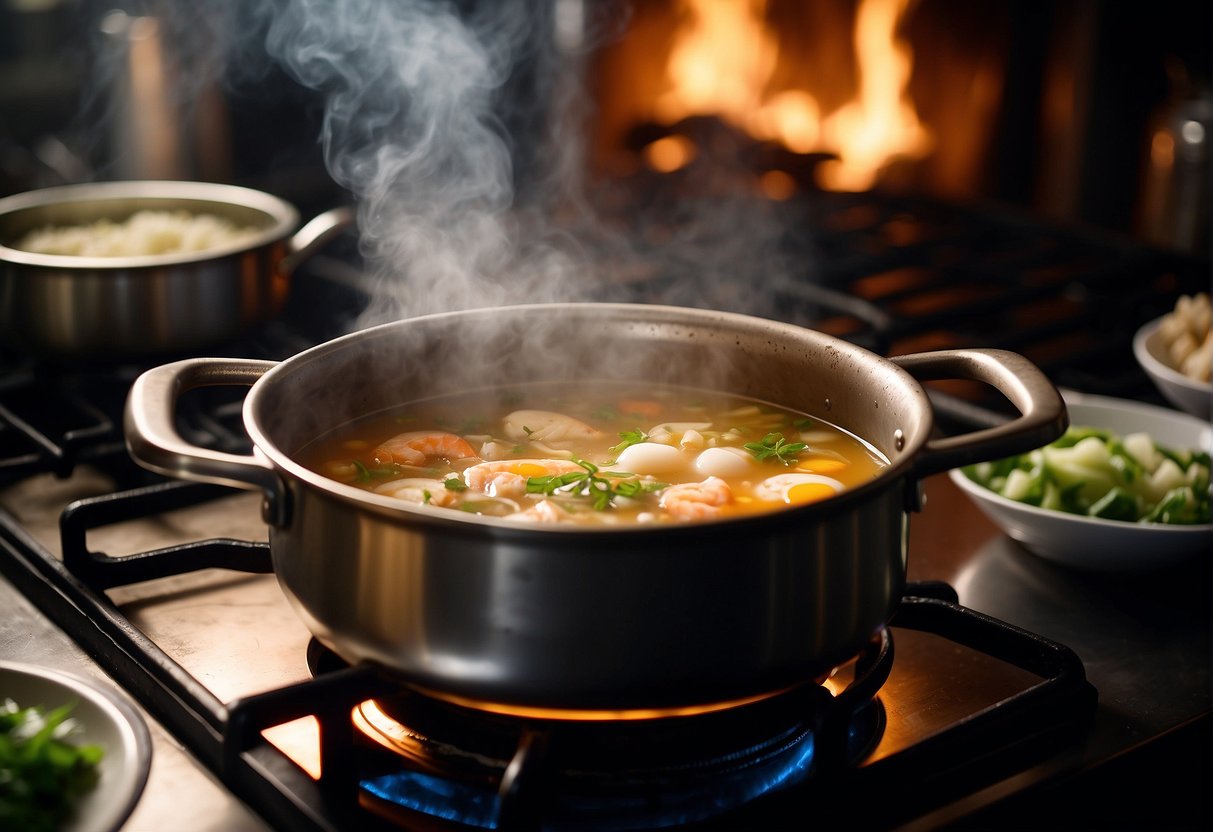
1;471;1209;830
904;473;1212;829
0;571;270;832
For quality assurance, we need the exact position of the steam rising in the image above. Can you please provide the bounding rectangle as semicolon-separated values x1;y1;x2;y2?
254;0;598;326
75;0;816;342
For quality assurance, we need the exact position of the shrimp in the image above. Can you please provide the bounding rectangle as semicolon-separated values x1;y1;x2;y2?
504;500;569;524
659;476;734;521
372;431;479;467
463;459;586;499
503;410;603;456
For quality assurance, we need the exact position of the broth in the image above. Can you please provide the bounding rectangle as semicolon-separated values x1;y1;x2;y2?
301;381;888;525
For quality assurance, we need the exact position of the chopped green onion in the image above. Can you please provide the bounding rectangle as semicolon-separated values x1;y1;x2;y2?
744;432;808;466
962;426;1211;525
523;458;655;511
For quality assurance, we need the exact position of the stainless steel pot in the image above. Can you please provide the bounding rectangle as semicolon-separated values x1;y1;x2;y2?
0;181;352;360
124;303;1066;710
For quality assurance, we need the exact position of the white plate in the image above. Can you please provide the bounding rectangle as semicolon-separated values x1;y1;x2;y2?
1133;315;1211;420
1;660;152;832
949;390;1213;572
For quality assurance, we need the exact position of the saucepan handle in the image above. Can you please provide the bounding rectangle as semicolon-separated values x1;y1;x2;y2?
279;205;356;276
124;358;288;524
891;349;1067;480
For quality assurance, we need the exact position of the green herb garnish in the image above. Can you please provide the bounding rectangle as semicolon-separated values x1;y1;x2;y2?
608;429;648;457
525;459;651;511
0;699;105;832
353;460;405;482
744;432;807;466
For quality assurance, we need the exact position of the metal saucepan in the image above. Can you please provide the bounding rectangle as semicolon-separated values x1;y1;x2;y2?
0;180;352;360
124;303;1066;711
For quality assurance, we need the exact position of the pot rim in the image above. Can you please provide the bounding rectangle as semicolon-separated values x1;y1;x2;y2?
0;180;300;270
243;302;929;536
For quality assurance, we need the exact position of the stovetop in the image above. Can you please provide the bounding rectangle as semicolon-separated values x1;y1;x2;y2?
1;188;1209;831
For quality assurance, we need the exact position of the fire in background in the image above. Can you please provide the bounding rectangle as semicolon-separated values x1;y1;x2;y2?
585;0;1210;253
590;0;1000;196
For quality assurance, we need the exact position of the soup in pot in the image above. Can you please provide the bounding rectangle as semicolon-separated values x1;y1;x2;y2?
301;381;888;525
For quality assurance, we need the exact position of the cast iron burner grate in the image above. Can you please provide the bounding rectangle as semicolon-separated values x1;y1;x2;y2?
0;468;1095;831
0;362;140;484
0;360;265;488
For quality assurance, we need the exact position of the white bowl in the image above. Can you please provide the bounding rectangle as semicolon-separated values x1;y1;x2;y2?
1133;315;1212;420
949;391;1212;572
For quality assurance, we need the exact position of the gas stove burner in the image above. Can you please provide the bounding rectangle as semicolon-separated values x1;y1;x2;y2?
306;634;891;830
357;698;819;830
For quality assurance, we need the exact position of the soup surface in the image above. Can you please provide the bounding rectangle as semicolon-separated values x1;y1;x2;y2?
301;381;888;526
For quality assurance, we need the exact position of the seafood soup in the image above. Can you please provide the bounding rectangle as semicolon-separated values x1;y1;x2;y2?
302;381;889;525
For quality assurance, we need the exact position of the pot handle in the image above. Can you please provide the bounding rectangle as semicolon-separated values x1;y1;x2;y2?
891;349;1067;480
124;358;289;525
278;205;355;276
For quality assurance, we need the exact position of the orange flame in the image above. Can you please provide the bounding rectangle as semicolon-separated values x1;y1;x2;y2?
651;0;933;190
655;0;779;130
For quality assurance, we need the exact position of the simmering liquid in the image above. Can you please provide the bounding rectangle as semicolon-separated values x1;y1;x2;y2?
300;381;888;525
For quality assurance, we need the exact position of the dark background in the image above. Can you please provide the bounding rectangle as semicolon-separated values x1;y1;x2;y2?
1;0;1209;254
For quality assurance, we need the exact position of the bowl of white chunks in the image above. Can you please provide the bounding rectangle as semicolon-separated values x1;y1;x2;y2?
950;390;1211;571
1134;292;1211;420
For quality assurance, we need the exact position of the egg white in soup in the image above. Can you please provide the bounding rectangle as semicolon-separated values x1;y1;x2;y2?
301;381;888;525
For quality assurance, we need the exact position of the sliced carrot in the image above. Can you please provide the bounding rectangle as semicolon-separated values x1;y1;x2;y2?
619;399;664;419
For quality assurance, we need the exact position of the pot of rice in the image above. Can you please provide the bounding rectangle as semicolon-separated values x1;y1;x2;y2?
0;180;352;360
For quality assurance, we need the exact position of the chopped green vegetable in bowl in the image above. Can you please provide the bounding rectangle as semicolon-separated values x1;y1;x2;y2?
948;392;1212;571
961;425;1210;525
0;699;104;832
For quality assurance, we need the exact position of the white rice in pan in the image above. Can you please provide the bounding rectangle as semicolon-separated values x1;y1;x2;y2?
14;209;261;257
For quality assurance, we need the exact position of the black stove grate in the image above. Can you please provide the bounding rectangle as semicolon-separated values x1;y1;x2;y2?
0;364;136;482
796;192;1208;406
0;481;1096;832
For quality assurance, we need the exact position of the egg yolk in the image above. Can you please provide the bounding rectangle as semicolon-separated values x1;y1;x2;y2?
785;481;839;505
508;462;558;478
